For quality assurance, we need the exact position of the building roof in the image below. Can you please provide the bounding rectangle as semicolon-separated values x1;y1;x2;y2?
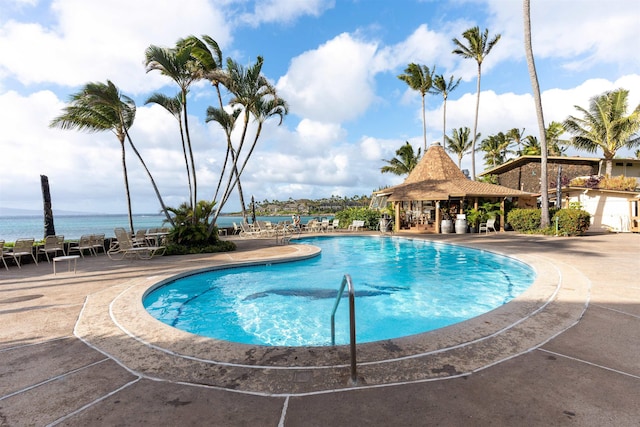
384;143;534;202
478;155;602;176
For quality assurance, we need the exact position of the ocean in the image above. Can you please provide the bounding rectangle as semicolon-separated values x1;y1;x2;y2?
0;214;331;242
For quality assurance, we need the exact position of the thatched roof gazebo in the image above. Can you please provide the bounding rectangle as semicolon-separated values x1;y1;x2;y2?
374;142;536;233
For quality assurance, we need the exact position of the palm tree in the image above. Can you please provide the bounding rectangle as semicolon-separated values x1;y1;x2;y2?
50;80;173;232
445;127;478;169
398;63;436;151
431;73;461;146
563;88;640;176
452;26;501;180
381;141;422;176
524;0;549;227
546;121;568;156
145;93;192;204
521;135;541;155
480;132;511;167
144;42;200;215
506;128;526;156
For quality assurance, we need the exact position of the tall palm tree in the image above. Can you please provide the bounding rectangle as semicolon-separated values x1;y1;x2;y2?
381;141;422;176
145;43;199;215
445;127;478;169
563;88;640;176
398;63;436;152
480;132;511;167
50;80;173;232
452;26;501;180
431;73;461;146
523;0;549;227
144;93;192;204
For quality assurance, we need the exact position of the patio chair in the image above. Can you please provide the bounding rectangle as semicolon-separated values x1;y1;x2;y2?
90;234;106;255
68;235;95;258
479;218;497;234
347;220;365;231
108;228;165;260
0;240;9;270
39;235;66;262
327;219;340;232
7;238;38;268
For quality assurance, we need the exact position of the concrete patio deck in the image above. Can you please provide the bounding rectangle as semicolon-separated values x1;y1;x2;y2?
0;231;638;426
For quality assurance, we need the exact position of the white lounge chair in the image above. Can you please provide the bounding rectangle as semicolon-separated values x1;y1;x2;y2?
347;220;365;231
108;228;165;260
7;238;38;268
327;219;340;232
39;235;66;262
0;240;9;270
479;218;497;234
68;235;95;258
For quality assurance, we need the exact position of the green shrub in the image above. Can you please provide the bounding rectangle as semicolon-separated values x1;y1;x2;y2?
335;207;381;230
165;222;236;255
507;208;541;232
552;209;591;236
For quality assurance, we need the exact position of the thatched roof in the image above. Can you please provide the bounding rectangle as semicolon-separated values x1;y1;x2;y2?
384;143;534;201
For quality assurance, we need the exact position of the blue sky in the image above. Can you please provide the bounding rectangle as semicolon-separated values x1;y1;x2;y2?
1;0;639;215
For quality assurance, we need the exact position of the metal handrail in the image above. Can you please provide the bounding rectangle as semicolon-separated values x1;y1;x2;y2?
330;274;357;384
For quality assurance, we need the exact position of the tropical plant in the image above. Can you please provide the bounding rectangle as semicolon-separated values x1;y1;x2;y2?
506;128;526;156
521;135;541;155
445;127;477;169
397;63;436;151
334;207;381;231
381;141;422;176
50;80;173;232
563;88;640;176
546;121;568;156
431;73;461;146
480;132;511;167
452;26;501;180
552;209;591;236
144;42;200;217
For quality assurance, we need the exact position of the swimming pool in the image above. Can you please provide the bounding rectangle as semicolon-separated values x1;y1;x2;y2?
143;236;536;346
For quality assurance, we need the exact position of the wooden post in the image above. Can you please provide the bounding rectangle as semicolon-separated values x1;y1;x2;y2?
435;201;441;233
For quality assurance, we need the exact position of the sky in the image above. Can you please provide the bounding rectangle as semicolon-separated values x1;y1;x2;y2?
1;0;639;215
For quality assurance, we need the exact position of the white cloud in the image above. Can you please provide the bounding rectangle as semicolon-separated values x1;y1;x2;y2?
239;0;335;26
276;33;378;123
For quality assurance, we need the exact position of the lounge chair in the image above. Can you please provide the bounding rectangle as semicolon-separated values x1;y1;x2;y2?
39;235;66;262
7;238;38;268
347;220;365;231
108;228;165;260
90;234;106;255
68;235;95;258
0;240;9;270
479;218;497;234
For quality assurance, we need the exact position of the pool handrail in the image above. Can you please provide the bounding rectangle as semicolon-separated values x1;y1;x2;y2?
330;274;357;384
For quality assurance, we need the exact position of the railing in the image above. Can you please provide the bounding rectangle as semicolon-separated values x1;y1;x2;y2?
330;274;357;384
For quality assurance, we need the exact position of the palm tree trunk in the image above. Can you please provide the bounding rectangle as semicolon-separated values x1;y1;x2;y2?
471;64;482;180
125;130;175;227
421;94;427;151
524;0;549;227
40;174;55;238
120;141;135;233
181;89;197;222
442;96;447;147
178;118;192;209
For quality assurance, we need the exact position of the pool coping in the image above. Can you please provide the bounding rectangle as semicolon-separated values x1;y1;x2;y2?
74;235;590;396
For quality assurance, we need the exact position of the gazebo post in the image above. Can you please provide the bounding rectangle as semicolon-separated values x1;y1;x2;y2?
394;202;401;232
435;201;441;233
501;198;506;231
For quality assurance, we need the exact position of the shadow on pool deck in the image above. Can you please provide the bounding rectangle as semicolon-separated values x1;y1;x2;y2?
0;231;638;426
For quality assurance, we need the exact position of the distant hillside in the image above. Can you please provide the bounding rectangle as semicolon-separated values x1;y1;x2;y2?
0;207;100;217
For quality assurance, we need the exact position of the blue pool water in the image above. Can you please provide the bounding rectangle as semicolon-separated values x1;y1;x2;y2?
143;236;536;347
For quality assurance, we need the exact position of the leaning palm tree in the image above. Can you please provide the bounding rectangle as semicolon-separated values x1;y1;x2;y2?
452;26;501;180
523;0;549;227
563;88;640;176
445;127;478;169
381;141;422;177
145;93;192;204
506;128;526;156
50;80;173;232
145;43;200;215
398;63;436;152
431;73;461;147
